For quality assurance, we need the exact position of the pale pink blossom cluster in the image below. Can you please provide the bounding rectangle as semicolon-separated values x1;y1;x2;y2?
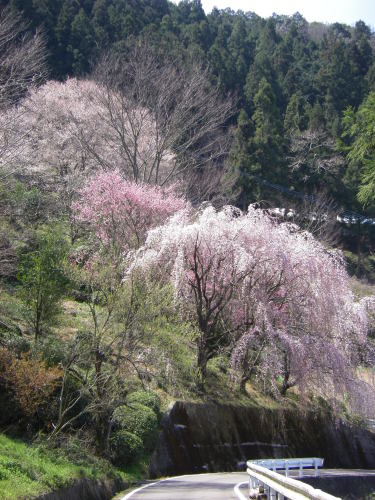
133;204;370;393
1;78;175;183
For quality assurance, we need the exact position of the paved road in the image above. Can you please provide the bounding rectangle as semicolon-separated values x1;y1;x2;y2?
119;470;375;500
120;472;249;500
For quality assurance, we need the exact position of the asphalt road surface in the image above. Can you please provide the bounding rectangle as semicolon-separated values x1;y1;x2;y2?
119;470;375;500
120;472;249;500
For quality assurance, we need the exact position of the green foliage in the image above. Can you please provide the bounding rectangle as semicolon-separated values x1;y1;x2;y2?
127;391;161;417
0;330;30;356
109;430;142;466
253;78;283;146
284;92;309;133
0;433;108;499
31;335;67;367
17;224;70;339
113;403;158;451
237;77;285;203
308;101;325;130
0;179;61;279
0;431;147;498
1;182;55;226
342;92;375;208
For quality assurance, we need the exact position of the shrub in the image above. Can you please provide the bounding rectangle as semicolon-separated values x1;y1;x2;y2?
113;403;158;451
0;331;30;356
31;335;67;367
127;391;161;416
1;350;62;417
109;430;143;466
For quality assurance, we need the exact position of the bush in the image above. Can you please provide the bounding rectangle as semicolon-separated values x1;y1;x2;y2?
31;335;67;367
0;331;30;356
109;430;142;466
127;391;161;416
1;350;62;418
113;403;158;451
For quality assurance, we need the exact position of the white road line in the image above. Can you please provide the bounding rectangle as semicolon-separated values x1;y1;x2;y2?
121;481;161;499
234;481;248;500
121;473;219;499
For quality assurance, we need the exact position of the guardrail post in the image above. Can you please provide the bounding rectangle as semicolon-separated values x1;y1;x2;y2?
314;459;318;477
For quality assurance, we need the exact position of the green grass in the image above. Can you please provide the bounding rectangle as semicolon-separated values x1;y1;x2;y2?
0;434;144;500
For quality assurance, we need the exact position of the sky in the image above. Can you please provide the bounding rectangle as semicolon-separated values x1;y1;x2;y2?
198;0;375;28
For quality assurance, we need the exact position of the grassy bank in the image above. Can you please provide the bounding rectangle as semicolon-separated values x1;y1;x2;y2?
0;434;146;500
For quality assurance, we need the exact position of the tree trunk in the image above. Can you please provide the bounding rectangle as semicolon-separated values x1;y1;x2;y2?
280;371;290;396
356;221;362;277
95;412;111;454
280;351;291;396
35;306;42;340
196;342;208;391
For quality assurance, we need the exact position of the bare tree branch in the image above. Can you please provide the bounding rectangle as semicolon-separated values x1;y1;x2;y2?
92;41;236;188
287;128;345;181
0;6;47;110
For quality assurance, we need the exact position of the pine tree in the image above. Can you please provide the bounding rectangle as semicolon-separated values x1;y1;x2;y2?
70;8;95;74
284;92;308;133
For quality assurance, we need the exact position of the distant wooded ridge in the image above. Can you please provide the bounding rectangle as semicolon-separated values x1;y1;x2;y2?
2;0;375;217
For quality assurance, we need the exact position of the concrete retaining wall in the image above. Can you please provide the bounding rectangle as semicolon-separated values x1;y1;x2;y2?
149;402;375;477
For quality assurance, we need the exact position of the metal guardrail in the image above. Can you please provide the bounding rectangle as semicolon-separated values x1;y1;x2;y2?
247;459;342;500
250;458;324;478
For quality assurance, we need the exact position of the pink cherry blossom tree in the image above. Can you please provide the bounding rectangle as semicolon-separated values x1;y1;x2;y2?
73;168;186;257
133;204;371;393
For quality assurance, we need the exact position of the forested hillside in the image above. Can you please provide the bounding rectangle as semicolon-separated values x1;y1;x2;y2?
0;1;375;498
2;0;375;214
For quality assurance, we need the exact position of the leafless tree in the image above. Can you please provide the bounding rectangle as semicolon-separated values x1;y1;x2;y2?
0;6;47;110
0;7;47;279
275;191;341;246
181;160;240;207
92;41;236;187
0;6;47;181
287;128;345;181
